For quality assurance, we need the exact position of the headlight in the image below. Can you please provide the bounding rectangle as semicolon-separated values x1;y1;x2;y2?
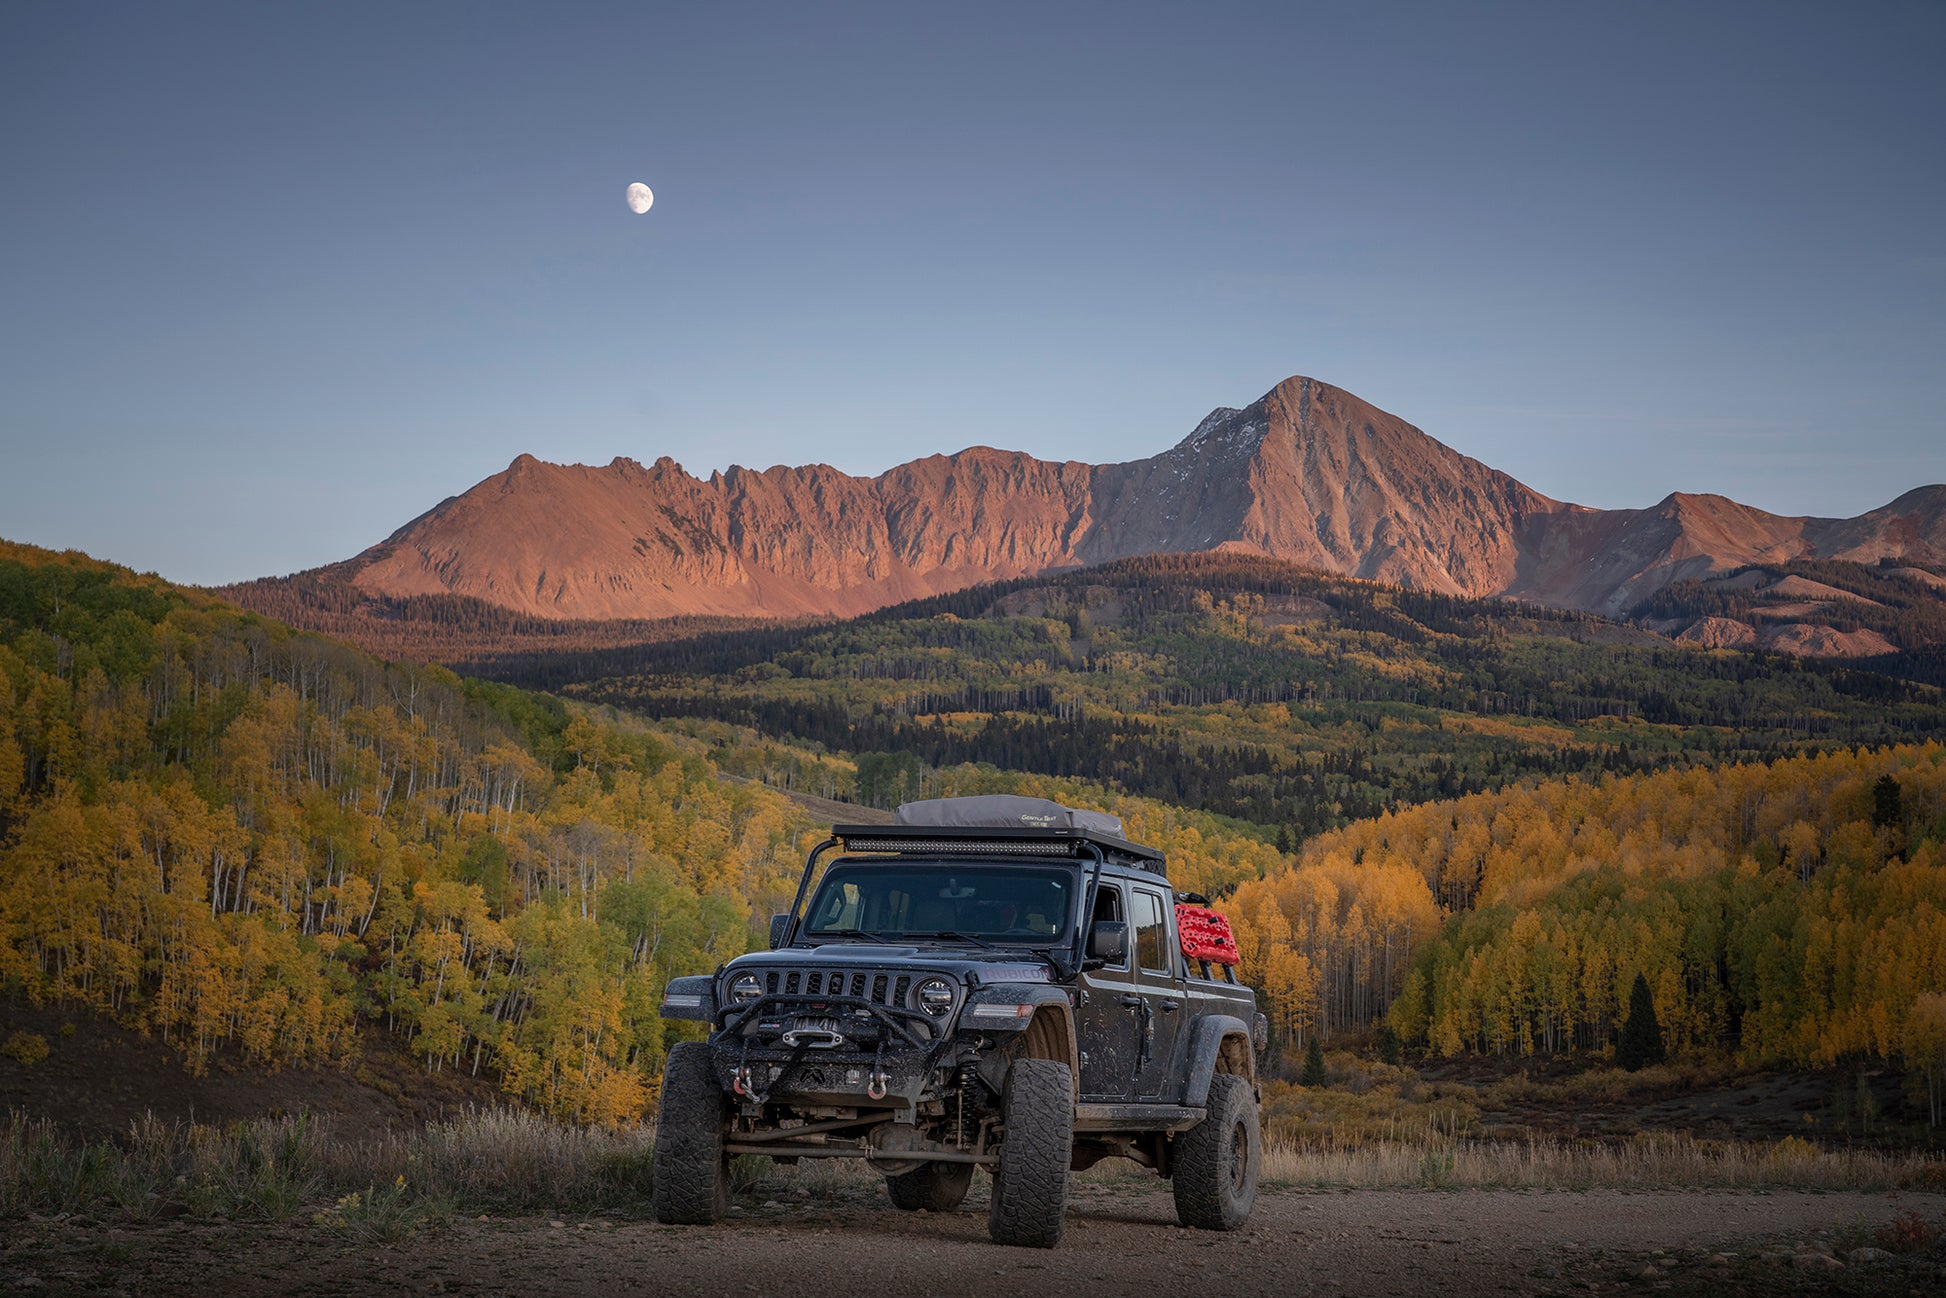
915;977;954;1018
729;973;763;1005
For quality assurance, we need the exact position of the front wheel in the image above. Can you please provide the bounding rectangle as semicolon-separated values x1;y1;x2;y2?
886;1161;974;1212
987;1058;1074;1248
652;1042;730;1224
1172;1072;1259;1230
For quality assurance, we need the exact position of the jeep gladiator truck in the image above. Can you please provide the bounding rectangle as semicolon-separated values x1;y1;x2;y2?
654;796;1267;1247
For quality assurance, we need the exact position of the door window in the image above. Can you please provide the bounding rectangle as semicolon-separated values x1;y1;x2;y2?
1091;882;1128;970
1133;889;1170;973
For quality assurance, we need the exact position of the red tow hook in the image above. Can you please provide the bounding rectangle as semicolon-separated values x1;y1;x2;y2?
733;1064;755;1097
867;1069;890;1100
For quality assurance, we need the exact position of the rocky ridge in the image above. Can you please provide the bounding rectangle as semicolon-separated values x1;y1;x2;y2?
230;377;1946;650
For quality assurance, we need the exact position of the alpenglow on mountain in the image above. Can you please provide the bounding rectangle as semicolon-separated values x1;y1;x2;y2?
249;377;1946;623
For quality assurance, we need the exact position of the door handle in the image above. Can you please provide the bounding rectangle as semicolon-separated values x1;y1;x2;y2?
1120;995;1155;1066
1159;1000;1181;1013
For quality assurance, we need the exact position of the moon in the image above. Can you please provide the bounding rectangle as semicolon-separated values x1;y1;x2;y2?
626;182;654;215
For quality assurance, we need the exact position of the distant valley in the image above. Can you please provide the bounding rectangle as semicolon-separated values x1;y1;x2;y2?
550;553;1943;839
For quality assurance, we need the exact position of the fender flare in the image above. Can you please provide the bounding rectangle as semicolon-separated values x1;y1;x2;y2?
962;983;1072;1023
658;974;718;1022
1182;1013;1255;1107
965;985;1079;1097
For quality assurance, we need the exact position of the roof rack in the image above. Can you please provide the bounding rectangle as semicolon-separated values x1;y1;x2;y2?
832;823;1168;876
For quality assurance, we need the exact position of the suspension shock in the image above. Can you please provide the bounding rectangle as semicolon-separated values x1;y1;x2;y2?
954;1061;982;1148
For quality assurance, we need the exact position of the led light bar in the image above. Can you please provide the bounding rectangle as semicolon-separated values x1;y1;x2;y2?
840;837;1074;856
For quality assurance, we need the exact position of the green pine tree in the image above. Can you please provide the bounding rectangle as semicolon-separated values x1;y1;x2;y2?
1617;972;1666;1072
1378;1024;1402;1068
1872;774;1903;829
1301;1034;1328;1087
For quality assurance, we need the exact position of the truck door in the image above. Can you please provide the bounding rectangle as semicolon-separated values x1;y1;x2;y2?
1130;885;1186;1101
1075;881;1142;1102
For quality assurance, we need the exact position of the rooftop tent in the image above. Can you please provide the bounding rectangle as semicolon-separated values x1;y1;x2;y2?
894;795;1125;839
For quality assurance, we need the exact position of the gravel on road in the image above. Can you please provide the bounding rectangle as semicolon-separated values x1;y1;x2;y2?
5;1185;1943;1297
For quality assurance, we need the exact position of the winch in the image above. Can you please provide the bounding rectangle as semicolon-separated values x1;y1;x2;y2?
779;1016;849;1049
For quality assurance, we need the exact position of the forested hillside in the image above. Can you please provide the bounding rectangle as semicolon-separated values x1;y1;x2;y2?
1636;559;1946;647
0;542;821;1123
557;555;1940;840
1224;745;1946;1102
214;566;767;664
9;539;1946;1130
1635;558;1946;669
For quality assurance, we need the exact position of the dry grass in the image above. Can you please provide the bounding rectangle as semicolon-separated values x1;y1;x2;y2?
306;1108;653;1213
0;1108;651;1223
1471;1057;1749;1110
1260;1072;1483;1146
2;1108;1940;1236
1255;1133;1936;1192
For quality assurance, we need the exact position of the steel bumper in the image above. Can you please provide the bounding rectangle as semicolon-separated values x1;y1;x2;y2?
710;992;949;1108
708;1044;937;1108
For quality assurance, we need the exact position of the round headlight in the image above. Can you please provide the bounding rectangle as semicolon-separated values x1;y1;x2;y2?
915;977;954;1017
729;973;763;1005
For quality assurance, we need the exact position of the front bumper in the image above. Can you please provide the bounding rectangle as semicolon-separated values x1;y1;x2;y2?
710;992;955;1109
709;1044;939;1108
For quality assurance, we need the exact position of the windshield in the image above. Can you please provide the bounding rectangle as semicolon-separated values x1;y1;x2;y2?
803;863;1075;945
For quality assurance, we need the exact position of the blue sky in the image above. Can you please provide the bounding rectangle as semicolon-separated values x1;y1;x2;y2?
2;1;1942;585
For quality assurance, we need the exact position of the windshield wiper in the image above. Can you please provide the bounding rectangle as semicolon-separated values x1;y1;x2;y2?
806;927;900;945
909;930;996;949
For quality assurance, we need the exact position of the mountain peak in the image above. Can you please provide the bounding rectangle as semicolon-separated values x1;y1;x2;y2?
257;376;1942;626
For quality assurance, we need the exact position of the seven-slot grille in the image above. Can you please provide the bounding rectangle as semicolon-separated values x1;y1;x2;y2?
761;967;914;1008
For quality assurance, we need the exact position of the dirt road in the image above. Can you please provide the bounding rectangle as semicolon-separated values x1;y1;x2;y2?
7;1185;1944;1297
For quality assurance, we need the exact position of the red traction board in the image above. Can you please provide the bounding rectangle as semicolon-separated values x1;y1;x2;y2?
1175;904;1240;966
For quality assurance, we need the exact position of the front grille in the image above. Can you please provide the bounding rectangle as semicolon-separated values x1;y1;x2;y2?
764;967;915;1009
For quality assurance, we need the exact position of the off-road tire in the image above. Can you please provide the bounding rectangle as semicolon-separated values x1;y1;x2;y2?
986;1058;1073;1247
652;1042;730;1224
1172;1072;1259;1230
886;1161;974;1212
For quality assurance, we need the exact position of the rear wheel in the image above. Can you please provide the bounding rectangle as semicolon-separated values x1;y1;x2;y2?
1172;1072;1259;1230
986;1058;1073;1248
652;1042;730;1224
886;1161;974;1212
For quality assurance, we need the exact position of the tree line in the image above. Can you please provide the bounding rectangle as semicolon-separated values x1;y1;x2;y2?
1222;741;1946;1114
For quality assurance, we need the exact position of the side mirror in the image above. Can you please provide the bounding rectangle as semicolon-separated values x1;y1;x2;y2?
1088;920;1128;964
769;913;793;949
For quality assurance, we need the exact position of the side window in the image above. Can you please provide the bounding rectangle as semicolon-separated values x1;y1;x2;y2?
1091;882;1128;970
1133;889;1170;973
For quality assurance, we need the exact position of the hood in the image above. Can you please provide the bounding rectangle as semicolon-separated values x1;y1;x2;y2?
725;945;1055;984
